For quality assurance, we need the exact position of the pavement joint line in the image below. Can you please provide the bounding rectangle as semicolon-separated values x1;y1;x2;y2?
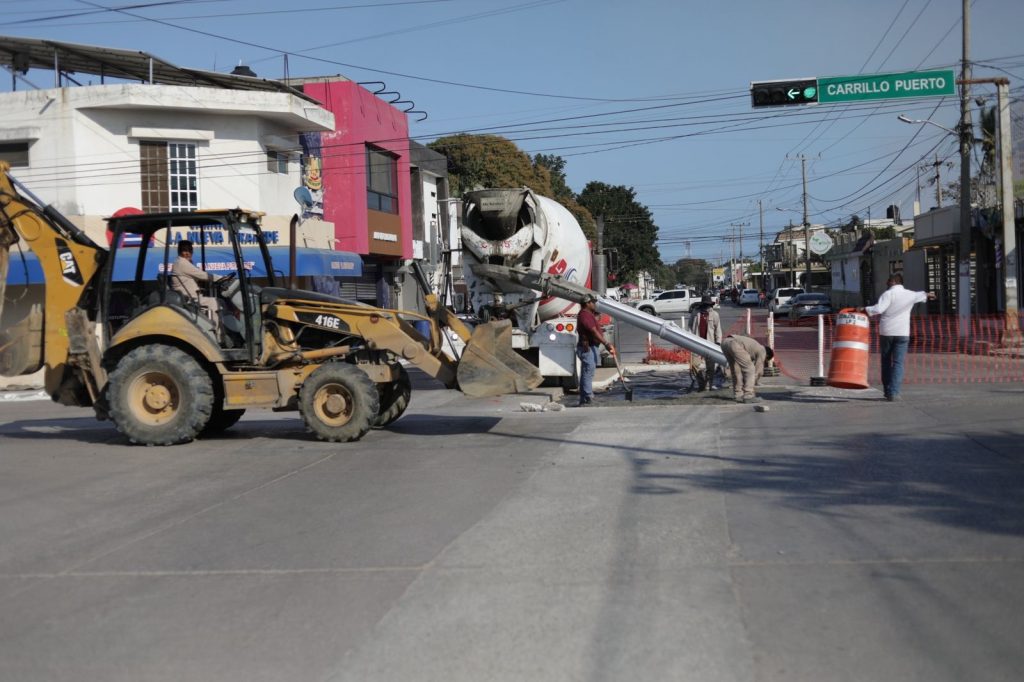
0;566;430;579
727;556;1024;567
6;555;1013;580
0;450;345;603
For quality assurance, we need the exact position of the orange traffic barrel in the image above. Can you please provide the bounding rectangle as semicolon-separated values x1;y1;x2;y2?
827;309;871;389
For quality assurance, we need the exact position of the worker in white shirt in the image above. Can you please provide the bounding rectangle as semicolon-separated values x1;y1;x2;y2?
857;273;936;402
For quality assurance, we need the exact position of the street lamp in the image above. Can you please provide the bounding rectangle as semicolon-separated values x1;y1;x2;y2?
897;114;957;136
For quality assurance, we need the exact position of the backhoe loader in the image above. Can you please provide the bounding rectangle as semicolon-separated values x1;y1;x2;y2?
0;162;541;445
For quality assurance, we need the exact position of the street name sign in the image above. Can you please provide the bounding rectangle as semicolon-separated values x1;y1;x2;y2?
818;69;955;103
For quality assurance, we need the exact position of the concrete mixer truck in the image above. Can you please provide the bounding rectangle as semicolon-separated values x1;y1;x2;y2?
460;188;592;389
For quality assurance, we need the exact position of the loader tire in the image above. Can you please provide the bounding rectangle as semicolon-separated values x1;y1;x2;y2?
200;405;245;436
107;345;214;445
300;363;379;442
373;365;411;429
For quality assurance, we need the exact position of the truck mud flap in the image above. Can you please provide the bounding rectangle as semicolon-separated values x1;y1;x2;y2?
0;304;44;377
457;320;543;398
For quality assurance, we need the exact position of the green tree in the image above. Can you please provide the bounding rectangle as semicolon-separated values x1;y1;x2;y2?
577;182;661;285
532;153;595;237
427;136;595;236
533;154;572;203
428;134;551;196
672;258;712;288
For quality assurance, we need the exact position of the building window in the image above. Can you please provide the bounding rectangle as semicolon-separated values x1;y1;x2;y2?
366;146;398;214
0;141;30;168
139;141;198;213
267;150;290;174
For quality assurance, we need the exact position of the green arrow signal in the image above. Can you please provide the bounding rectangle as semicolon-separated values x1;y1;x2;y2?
787;88;799;100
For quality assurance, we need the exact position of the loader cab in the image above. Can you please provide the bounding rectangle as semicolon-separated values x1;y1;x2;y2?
98;209;275;363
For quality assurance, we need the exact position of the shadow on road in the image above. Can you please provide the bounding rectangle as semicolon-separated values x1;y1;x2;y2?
484;420;1024;537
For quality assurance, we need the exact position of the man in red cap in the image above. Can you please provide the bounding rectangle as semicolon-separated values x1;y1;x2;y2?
576;295;614;407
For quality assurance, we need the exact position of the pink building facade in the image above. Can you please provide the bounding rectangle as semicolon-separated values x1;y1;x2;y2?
300;80;413;303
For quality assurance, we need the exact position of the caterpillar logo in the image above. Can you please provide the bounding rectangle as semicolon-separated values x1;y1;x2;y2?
55;238;84;286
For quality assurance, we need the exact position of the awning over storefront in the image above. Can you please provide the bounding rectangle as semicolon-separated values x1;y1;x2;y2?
4;246;362;285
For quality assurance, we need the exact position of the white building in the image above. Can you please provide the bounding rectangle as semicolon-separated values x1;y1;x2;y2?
0;37;336;249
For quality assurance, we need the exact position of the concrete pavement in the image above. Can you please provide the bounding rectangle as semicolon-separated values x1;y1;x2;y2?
1;363;1023;680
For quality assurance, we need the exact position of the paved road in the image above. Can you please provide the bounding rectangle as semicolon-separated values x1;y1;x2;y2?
1;348;1023;680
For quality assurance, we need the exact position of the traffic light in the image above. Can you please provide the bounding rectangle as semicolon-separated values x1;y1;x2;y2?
750;79;819;108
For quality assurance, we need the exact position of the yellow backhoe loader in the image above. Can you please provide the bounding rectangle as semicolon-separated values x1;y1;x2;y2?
0;162;541;445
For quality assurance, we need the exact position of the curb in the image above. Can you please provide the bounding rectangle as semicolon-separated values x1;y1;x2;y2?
0;390;49;402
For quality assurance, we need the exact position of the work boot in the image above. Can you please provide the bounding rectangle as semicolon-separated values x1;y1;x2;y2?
744;396;763;404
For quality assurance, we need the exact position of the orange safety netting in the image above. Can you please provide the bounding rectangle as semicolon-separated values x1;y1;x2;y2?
750;313;1024;385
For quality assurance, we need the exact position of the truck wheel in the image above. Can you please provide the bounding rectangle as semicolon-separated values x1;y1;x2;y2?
373;365;411;429
200;405;245;436
300;363;380;442
107;344;214;445
639;306;655;315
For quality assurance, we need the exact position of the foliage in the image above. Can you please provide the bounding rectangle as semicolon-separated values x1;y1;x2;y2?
671;258;712;288
533;154;572;202
428;134;551;196
533;154;595;238
427;135;660;286
577;182;661;285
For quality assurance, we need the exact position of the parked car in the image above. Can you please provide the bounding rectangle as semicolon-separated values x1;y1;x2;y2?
769;287;804;314
737;288;761;306
787;293;833;324
634;288;701;317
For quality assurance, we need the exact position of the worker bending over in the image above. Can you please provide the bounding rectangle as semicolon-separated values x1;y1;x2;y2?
721;334;774;404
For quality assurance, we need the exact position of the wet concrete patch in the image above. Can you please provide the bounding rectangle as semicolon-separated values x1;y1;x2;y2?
563;372;797;407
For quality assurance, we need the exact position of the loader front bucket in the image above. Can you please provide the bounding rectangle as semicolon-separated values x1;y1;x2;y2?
456;320;543;398
0;304;44;377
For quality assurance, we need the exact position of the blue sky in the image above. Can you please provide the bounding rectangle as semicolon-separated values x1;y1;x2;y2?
3;0;1023;263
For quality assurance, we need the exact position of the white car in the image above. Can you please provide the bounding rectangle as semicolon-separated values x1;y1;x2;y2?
769;287;804;314
635;288;701;317
737;289;761;306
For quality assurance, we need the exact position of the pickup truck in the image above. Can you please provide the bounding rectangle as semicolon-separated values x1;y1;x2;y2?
634;288;701;317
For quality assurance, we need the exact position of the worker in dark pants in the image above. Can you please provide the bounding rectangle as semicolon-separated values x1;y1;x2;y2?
721;334;774;404
576;295;614;407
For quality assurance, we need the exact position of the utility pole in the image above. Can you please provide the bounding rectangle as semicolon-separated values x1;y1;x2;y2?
995;78;1019;339
759;199;765;293
801;155;811;292
594;214;606;296
786;220;796;287
730;222;749;287
957;0;973;337
959;78;1020;340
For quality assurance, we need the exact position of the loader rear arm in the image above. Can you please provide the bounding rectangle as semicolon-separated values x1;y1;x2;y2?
0;162;106;398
